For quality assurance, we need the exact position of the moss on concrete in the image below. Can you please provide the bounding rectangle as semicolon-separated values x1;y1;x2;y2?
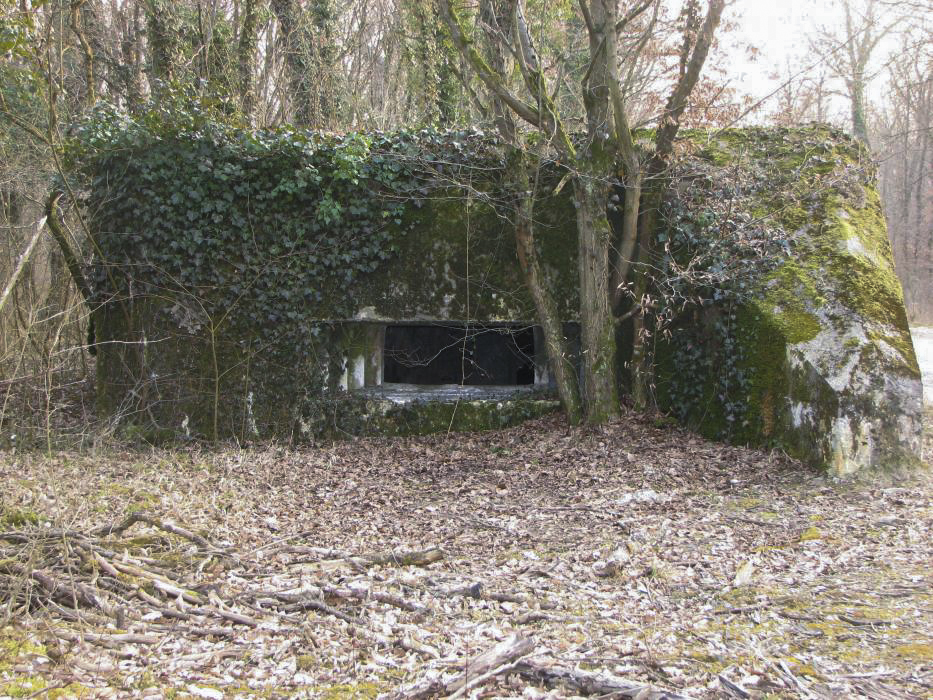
756;265;824;344
657;125;922;472
94;166;573;443
346;181;578;322
92;125;920;464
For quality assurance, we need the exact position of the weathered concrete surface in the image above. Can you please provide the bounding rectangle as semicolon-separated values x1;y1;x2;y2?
768;179;924;475
781;307;924;476
658;126;924;475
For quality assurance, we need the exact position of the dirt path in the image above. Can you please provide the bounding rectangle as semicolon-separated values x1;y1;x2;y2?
1;414;931;699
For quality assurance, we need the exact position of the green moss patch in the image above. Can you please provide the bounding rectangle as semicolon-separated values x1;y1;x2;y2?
318;682;385;699
0;508;41;528
798;526;822;541
0;628;46;669
0;628;89;699
657;125;921;472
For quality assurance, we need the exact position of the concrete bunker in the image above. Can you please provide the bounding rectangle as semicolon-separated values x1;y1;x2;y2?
84;123;923;473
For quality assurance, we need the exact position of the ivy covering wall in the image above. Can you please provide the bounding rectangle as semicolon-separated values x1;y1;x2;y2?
68;100;574;440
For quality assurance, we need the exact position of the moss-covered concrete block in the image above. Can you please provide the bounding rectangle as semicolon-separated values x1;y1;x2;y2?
344;184;578;322
366;396;560;436
661;126;923;475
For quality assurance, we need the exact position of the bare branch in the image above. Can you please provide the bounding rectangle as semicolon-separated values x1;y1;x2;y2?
437;0;545;131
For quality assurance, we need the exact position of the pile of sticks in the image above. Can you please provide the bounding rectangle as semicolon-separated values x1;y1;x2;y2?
0;511;451;652
1;511;685;698
1;512;259;646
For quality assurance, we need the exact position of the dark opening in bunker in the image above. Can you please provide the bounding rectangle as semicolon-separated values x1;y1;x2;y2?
383;324;535;386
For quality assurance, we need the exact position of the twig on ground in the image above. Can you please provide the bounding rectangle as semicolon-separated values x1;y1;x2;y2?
512;657;690;699
92;512;216;553
393;634;535;699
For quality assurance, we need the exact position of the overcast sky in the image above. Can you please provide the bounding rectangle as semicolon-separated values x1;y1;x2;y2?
717;0;898;122
728;0;845;94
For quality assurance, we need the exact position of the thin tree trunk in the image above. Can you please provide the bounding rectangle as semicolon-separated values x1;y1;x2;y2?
574;175;619;423
478;0;581;424
271;0;311;125
69;0;96;106
0;215;47;317
509;159;582;425
118;0;144;108
911;137;928;259
628;0;725;408
144;0;181;85
573;0;621;423
610;171;643;312
310;0;337;128
237;0;261;119
45;192;93;309
851;77;870;145
271;0;337;128
628;188;662;410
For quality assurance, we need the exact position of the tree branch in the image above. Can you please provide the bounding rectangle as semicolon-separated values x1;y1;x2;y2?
509;0;576;158
651;0;727;174
437;0;544;131
615;0;656;34
45;191;94;310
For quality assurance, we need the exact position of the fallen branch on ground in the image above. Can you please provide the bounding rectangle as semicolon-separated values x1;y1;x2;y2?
92;512;218;553
273;544;445;569
0;512;420;650
512;657;691;699
393;634;535;699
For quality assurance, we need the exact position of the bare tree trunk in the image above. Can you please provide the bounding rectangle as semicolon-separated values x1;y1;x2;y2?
271;0;337;128
44;192;93;311
573;0;623;423
112;0;144;107
574;175;619;423
69;0;96;107
610;172;643;312
478;0;582;424
628;0;725;408
628;188;662;410
309;0;337;128
144;0;182;85
0;215;47;318
833;0;895;146
509;161;583;424
850;76;870;145
237;0;262;119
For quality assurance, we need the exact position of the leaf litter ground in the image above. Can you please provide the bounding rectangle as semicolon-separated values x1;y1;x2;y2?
1;410;930;699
